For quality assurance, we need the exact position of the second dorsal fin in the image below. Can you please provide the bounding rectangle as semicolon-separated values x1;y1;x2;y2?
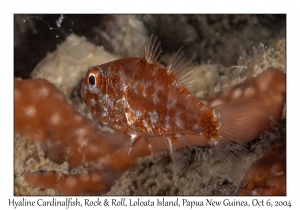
167;44;204;93
144;34;162;64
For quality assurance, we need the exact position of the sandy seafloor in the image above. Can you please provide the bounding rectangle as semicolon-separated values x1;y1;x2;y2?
14;14;286;196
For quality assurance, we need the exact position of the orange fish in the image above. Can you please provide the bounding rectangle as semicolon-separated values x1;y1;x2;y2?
81;35;268;178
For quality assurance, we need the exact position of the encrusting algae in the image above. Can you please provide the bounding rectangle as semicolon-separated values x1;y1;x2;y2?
237;143;286;195
14;34;286;195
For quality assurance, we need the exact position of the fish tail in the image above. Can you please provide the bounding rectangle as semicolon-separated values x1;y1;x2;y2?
210;99;270;181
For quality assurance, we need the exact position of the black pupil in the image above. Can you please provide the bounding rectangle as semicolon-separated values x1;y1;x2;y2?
89;75;96;86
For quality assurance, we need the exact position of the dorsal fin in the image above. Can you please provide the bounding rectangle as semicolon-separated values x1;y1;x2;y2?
167;44;204;93
144;34;162;64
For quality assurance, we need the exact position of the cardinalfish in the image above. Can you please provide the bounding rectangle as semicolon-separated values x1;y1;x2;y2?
81;35;268;179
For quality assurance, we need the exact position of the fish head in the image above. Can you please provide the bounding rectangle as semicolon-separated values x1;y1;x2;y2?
81;64;124;130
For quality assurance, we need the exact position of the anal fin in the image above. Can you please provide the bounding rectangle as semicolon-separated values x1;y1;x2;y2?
166;136;191;173
127;134;160;166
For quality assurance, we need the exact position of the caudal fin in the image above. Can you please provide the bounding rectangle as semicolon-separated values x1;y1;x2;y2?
211;99;270;181
214;99;270;144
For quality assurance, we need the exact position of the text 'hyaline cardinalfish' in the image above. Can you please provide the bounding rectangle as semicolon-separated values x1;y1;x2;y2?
81;35;268;179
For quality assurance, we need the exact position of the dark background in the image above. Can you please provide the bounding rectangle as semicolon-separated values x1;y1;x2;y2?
14;14;286;79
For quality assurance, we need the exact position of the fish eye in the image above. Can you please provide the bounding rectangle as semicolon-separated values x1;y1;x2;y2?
87;67;102;89
89;74;96;86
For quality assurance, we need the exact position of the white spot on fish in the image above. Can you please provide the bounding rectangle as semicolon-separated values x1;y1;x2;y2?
133;82;139;94
143;86;147;97
133;111;142;122
153;67;160;76
142;119;153;133
153;91;159;104
165;116;171;129
149;111;158;124
175;112;184;129
175;118;184;129
90;98;96;105
212;109;220;120
125;112;132;125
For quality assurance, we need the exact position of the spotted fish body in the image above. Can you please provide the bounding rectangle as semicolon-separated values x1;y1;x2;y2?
82;35;268;178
